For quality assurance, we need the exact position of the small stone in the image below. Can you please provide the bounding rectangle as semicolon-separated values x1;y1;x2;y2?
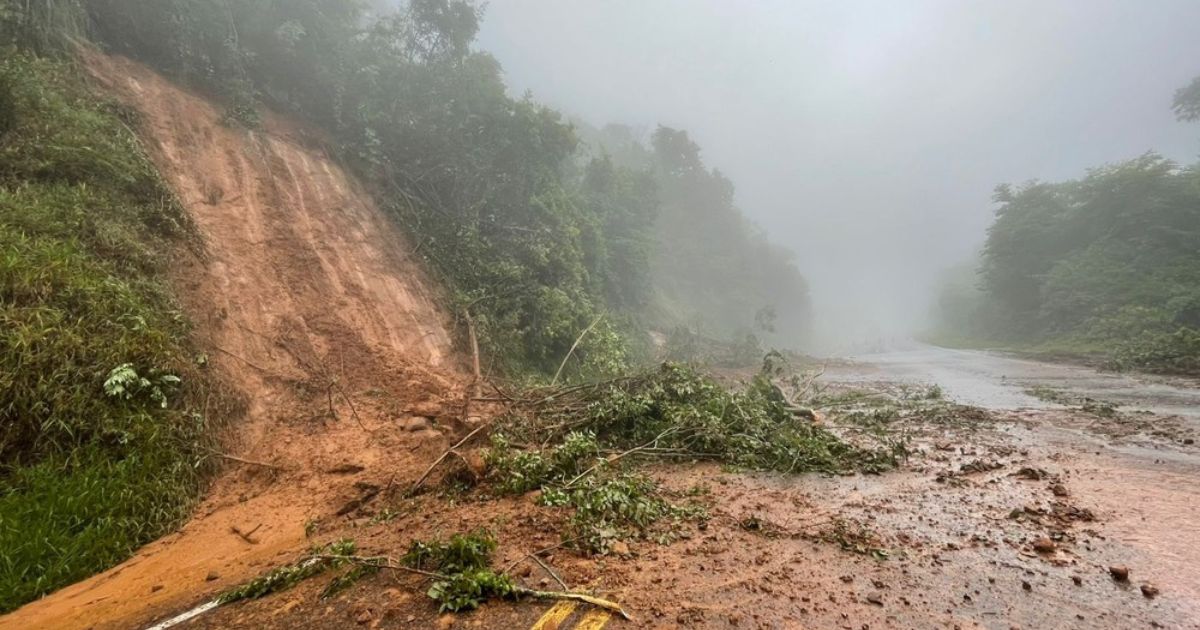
1049;483;1069;497
1140;584;1159;598
1071;575;1083;586
1021;580;1032;591
1032;538;1056;554
611;541;631;556
355;609;373;624
865;591;883;606
204;571;219;582
402;416;430;432
150;584;164;593
1109;566;1130;582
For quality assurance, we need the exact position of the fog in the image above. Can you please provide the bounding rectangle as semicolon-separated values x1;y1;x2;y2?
476;0;1200;352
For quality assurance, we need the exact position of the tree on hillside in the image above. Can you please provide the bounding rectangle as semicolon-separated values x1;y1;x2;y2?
1174;75;1200;122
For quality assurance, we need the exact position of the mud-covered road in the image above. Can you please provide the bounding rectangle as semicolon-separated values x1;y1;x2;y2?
42;345;1199;630
175;346;1200;630
812;344;1200;629
835;343;1200;420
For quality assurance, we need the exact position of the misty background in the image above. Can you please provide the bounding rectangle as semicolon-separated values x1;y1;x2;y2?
475;0;1200;352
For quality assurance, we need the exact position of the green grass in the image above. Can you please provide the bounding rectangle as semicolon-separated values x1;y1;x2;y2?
0;51;225;611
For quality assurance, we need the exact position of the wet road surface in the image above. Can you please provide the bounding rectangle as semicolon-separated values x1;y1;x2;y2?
833;343;1200;421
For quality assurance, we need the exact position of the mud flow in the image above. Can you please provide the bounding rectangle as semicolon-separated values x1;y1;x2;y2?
165;348;1200;629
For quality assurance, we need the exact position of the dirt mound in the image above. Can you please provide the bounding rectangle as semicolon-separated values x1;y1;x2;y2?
2;52;467;630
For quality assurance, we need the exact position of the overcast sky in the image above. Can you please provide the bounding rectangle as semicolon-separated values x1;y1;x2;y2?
476;0;1200;348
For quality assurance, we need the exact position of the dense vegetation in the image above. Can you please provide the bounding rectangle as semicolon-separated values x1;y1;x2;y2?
0;50;235;610
932;81;1200;373
76;0;810;376
578;123;811;346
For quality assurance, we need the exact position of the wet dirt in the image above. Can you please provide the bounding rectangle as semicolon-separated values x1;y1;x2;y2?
174;355;1200;630
1;52;469;630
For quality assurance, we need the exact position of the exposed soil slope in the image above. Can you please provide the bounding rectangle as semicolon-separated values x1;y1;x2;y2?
2;52;467;630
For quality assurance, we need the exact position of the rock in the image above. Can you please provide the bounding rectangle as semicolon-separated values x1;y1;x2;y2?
355;609;373;624
865;591;884;606
402;416;431;432
205;571;220;582
1049;483;1069;497
150;584;164;593
1032;538;1056;554
1140;584;1159;598
1072;575;1083;586
611;541;631;556
1021;580;1032;591
1015;467;1048;480
1109;566;1130;582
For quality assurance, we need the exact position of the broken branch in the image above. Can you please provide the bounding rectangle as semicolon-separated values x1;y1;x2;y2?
531;555;569;591
514;587;632;621
409;421;492;494
551;315;603;386
209;450;285;471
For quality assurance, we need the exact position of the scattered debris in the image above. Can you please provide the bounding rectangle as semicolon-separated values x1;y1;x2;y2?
230;524;262;545
1014;467;1049;480
959;459;1004;474
1032;538;1056;554
326;463;366;475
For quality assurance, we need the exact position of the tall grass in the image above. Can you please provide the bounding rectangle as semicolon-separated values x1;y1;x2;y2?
0;52;233;611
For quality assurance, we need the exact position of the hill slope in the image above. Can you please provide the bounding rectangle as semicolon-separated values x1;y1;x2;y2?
4;51;467;630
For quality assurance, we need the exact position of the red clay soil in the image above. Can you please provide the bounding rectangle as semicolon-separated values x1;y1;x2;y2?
1;52;470;630
179;406;1200;630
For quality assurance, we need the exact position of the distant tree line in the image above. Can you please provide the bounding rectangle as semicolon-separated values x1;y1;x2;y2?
933;78;1200;374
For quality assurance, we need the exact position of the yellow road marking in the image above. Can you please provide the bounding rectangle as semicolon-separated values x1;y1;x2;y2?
574;608;612;630
531;601;577;630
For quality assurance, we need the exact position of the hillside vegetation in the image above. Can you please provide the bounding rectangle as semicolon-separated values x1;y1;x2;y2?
79;0;810;377
0;50;238;610
933;81;1200;374
0;0;812;612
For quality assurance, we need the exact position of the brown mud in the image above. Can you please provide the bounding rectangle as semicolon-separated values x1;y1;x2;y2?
183;359;1200;630
2;52;469;630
